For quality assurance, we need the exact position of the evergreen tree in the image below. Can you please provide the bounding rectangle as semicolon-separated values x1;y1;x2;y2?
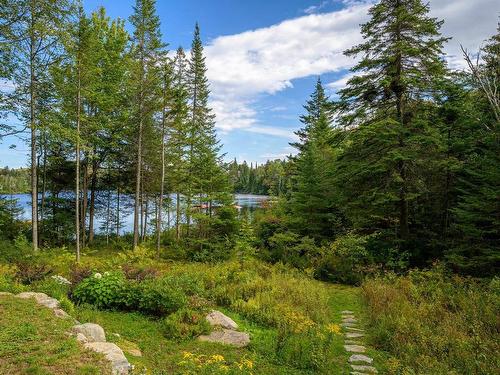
129;0;165;247
336;0;449;256
289;79;345;240
7;0;73;250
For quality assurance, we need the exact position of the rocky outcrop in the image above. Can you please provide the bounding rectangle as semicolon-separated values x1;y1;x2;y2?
84;342;130;375
3;292;133;374
198;310;250;347
206;310;238;330
198;329;250;347
17;292;60;309
72;323;107;343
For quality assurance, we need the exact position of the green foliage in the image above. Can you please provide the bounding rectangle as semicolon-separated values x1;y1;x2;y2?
72;272;129;310
363;265;500;374
160;308;210;340
316;233;373;284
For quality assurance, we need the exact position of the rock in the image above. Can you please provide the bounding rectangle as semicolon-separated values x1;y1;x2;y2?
346;327;364;332
53;309;70;319
73;323;106;343
351;364;378;373
341;310;354;314
341;322;356;328
345;340;362;345
84;342;130;375
0;292;13;296
344;344;366;353
206;310;238;330
346;332;364;339
342;317;357;324
17;292;60;309
76;333;88;343
198;329;250;347
349;354;373;364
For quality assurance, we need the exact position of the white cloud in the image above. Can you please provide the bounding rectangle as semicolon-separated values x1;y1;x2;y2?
303;1;331;15
242;125;298;140
205;0;499;138
205;1;371;134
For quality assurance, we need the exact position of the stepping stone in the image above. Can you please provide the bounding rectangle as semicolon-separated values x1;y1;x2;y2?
346;332;364;339
342;322;356;328
341;310;354;314
206;310;238;330
198;329;250;348
351;364;378;373
349;354;373;364
345;340;362;345
344;344;366;353
342;317;357;323
346;327;364;332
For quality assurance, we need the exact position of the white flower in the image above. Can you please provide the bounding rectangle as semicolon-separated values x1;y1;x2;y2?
94;273;102;279
103;271;110;276
51;275;71;285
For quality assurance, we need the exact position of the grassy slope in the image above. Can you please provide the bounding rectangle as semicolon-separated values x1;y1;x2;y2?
0;295;111;375
73;283;387;374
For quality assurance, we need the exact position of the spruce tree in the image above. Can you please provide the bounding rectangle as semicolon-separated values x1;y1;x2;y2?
129;0;165;247
336;0;449;251
7;0;73;250
289;79;344;240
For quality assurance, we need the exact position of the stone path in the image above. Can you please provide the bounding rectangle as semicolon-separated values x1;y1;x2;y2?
341;310;378;374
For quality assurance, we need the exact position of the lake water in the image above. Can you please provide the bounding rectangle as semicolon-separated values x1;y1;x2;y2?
3;193;269;234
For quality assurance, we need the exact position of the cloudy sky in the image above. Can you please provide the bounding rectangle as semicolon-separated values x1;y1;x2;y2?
1;0;498;167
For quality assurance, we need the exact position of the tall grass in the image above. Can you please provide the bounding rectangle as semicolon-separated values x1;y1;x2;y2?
362;265;500;374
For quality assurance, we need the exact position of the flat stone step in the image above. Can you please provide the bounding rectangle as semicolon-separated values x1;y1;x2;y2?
341;310;354;314
344;344;366;353
342;317;358;324
198;329;250;348
345;339;362;345
349;354;373;364
346;327;364;332
351;364;378;373
342;322;357;328
346;332;364;339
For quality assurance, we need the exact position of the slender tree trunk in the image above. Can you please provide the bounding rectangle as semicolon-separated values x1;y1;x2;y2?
39;131;47;246
143;195;149;241
81;163;88;248
29;17;38;251
75;65;81;262
116;187;120;238
105;190;111;245
88;161;98;244
176;192;180;240
157;92;167;255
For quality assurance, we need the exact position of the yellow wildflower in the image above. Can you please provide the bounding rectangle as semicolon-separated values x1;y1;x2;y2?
211;354;225;362
326;323;341;335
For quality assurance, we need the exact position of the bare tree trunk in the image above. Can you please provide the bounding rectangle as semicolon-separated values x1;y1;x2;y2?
176;192;180;240
29;16;38;251
116;187;120;238
81;162;88;248
88;161;98;244
75;64;81;262
157;93;167;255
39;131;47;246
143;195;149;241
105;190;111;245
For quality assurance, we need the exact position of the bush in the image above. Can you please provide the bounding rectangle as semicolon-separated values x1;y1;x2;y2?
0;263;27;293
362;265;500;374
138;277;188;316
15;261;53;284
316;233;374;284
72;272;129;309
160;308;211;340
31;277;71;301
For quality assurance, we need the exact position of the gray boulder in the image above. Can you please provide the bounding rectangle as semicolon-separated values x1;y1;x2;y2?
84;342;130;375
72;323;106;343
198;329;250;347
206;310;238;330
17;292;60;309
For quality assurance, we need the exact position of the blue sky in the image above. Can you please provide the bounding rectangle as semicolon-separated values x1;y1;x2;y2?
1;0;499;167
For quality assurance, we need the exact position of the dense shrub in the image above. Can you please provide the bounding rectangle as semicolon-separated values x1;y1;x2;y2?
0;263;27;293
362;265;500;374
138;277;188;316
31;276;71;301
72;272;129;309
316;233;374;284
15;261;53;284
160;308;211;340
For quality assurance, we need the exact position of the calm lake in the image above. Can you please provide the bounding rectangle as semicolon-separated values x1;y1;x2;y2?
5;193;269;234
